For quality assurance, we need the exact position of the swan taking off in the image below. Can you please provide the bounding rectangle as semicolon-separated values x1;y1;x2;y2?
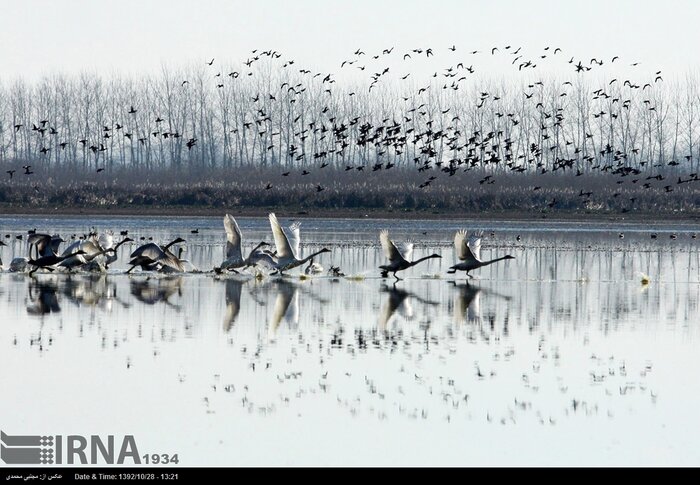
218;214;268;273
28;250;88;275
268;213;330;275
127;237;186;273
27;233;64;259
447;230;514;278
58;233;119;271
378;229;441;281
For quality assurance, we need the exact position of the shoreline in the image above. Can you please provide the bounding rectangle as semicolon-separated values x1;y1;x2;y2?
1;204;699;224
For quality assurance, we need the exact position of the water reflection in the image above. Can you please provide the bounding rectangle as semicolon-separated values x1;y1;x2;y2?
223;279;244;332
450;281;482;324
269;280;299;336
378;283;439;330
26;276;60;315
2;219;700;465
62;274;130;310
448;281;513;326
130;276;183;308
5;262;697;338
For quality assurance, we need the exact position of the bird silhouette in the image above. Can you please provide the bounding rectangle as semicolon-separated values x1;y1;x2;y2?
447;231;514;278
378;230;441;281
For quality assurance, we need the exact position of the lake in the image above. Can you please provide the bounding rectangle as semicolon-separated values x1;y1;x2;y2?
0;214;699;466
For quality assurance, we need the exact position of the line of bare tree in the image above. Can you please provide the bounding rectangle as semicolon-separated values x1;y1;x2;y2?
0;58;698;181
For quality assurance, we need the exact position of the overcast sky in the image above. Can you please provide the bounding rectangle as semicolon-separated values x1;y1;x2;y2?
1;0;698;82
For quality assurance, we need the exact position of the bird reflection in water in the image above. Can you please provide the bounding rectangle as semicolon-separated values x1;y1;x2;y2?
26;276;60;315
449;281;512;329
222;279;244;332
61;274;130;310
129;276;183;308
450;281;482;325
268;280;299;337
377;283;439;330
253;278;331;338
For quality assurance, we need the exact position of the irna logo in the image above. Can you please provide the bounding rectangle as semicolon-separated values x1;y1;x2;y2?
1;431;141;465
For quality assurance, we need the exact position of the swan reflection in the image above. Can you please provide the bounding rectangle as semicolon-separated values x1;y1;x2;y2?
62;274;130;310
222;278;244;332
378;283;438;330
26;276;60;315
449;281;512;325
268;280;299;337
129;276;183;308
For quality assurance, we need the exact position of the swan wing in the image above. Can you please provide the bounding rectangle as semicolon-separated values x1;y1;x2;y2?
159;248;186;272
130;243;183;271
399;242;414;262
224;214;243;261
98;231;114;250
249;250;277;269
130;242;161;259
287;222;301;259
49;236;63;257
269;213;295;259
60;240;82;257
81;240;103;257
468;231;483;261
28;234;52;256
380;230;405;263
454;230;471;260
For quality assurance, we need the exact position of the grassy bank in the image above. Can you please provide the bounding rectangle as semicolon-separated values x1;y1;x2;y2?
0;166;697;221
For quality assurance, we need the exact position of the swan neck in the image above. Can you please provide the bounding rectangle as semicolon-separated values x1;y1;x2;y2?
301;250;326;265
482;256;512;266
411;254;439;266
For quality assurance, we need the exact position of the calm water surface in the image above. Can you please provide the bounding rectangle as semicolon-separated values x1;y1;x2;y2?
0;215;699;466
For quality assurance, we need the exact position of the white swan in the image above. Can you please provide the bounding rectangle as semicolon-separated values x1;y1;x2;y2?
267;213;330;274
447;230;514;278
378;230;441;281
83;234;133;271
127;237;186;273
58;236;107;270
218;214;268;272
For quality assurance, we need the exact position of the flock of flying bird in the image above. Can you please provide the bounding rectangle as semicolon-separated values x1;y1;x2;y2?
0;214;513;281
3;44;697;210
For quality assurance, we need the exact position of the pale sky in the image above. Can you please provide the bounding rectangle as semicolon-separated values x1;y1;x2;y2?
0;0;698;82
